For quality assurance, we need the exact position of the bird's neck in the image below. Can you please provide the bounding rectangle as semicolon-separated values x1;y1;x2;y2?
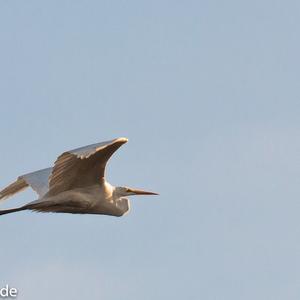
100;180;114;200
103;181;130;215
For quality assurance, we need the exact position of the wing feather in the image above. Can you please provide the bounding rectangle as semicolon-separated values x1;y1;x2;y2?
0;167;52;202
47;138;128;196
0;177;28;201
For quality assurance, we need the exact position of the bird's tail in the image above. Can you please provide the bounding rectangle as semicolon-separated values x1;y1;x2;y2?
0;206;27;216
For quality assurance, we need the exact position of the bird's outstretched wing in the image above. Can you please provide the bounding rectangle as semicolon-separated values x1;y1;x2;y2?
0;167;52;202
47;137;128;196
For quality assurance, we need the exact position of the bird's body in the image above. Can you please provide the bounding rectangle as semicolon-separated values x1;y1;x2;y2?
27;183;130;216
0;138;157;217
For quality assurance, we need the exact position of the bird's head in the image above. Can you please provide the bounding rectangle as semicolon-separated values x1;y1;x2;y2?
114;186;159;198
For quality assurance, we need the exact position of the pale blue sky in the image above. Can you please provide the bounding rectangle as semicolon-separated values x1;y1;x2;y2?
0;1;299;299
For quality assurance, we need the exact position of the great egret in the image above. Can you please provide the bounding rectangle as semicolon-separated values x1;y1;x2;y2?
0;138;158;217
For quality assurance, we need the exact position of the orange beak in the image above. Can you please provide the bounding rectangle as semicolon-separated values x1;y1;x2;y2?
129;188;159;196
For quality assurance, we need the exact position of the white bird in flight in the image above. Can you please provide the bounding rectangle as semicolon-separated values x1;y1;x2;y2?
0;138;158;217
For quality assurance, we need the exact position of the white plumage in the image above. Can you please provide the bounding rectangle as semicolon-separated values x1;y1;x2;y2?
0;138;158;217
